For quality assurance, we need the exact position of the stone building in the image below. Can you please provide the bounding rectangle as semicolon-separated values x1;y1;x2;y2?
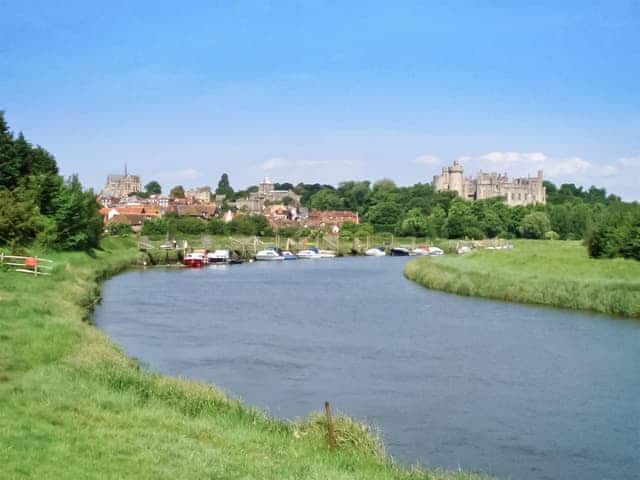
99;165;142;199
433;160;546;206
235;177;301;213
185;186;212;203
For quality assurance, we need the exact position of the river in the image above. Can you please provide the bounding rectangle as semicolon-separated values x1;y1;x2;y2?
94;256;639;480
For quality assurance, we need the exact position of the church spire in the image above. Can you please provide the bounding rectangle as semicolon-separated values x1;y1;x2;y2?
125;162;128;177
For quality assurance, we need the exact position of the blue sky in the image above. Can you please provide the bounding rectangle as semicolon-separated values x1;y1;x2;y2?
1;1;639;199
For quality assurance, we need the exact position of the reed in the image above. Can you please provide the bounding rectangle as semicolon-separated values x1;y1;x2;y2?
404;240;640;318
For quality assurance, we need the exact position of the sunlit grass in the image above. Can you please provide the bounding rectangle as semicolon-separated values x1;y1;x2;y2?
404;240;640;318
0;237;491;479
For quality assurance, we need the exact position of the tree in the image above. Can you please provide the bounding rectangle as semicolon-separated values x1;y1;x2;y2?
309;188;344;210
145;180;162;195
0;187;44;247
170;185;185;198
0;112;19;189
367;201;402;232
51;175;102;250
520;212;551;239
216;173;234;198
399;208;428;236
442;200;475;238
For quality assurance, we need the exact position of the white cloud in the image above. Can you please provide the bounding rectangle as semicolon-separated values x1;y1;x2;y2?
617;155;640;168
413;154;441;166
458;151;592;181
260;157;290;171
255;157;365;184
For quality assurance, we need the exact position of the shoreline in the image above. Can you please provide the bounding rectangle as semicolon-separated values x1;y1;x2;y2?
404;240;640;319
0;237;490;479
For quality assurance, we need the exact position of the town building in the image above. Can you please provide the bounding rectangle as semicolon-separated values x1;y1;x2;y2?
235;177;301;213
433;160;546;206
100;205;162;232
305;210;359;230
99;165;142;199
185;186;213;204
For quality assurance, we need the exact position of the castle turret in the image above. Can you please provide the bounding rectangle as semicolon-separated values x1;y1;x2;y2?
448;160;464;197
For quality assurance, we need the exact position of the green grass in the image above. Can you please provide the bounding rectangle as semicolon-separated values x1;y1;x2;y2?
404;240;640;318
0;237;490;479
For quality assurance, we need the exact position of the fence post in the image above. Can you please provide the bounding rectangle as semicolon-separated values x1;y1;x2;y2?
325;401;337;450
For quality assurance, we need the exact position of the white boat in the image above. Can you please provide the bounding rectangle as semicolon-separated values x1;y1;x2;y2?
429;246;444;256
411;246;430;256
457;246;471;255
282;251;298;260
365;246;386;256
207;249;230;264
319;249;336;258
255;249;284;261
297;247;322;259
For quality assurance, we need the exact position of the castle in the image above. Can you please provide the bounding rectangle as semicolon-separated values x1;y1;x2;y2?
100;165;142;199
235;177;301;213
433;160;546;206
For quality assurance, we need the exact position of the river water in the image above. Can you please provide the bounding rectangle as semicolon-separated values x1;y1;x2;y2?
94;257;639;480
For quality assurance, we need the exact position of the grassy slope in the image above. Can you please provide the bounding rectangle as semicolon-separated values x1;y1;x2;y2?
0;237;489;480
404;240;640;318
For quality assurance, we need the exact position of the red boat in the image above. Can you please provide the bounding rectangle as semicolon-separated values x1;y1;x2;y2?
184;252;207;267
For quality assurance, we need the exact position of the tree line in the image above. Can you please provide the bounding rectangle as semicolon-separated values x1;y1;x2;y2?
0;112;102;250
1;110;637;260
209;176;639;260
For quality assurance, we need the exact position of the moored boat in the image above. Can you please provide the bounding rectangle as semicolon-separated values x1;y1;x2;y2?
428;246;444;256
390;247;410;256
255;248;284;261
319;249;336;258
282;251;298;260
184;252;207;267
297;247;322;259
207;249;230;264
365;246;386;256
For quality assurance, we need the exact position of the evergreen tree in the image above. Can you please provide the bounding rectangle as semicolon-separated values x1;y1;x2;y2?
216;173;234;198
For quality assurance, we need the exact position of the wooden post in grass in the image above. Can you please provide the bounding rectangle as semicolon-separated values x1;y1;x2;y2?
325;401;336;450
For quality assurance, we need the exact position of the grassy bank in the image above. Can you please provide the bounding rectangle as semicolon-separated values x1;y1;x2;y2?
404;240;640;318
0;237;489;479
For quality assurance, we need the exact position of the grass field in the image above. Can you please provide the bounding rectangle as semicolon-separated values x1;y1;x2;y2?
404;240;640;318
0;237;489;479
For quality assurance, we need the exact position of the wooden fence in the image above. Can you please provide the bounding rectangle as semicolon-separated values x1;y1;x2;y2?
0;253;54;276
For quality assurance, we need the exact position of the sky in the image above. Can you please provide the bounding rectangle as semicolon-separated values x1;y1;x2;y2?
1;1;639;199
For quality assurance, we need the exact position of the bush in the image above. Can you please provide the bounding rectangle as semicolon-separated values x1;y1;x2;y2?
544;230;560;240
107;223;133;236
519;212;551;239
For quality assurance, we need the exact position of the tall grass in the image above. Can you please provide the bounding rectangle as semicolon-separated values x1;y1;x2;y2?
404;240;640;318
0;237;491;479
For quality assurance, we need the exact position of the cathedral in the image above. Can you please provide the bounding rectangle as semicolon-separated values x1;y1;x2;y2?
99;165;142;199
433;160;546;206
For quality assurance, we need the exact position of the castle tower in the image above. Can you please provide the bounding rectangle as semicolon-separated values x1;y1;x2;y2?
449;160;464;197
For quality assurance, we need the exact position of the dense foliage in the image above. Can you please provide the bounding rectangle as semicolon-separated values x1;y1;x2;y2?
0;112;102;250
292;179;639;260
141;213;273;237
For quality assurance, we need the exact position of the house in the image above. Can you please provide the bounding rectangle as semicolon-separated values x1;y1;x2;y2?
101;205;163;232
173;203;218;219
305;210;359;231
